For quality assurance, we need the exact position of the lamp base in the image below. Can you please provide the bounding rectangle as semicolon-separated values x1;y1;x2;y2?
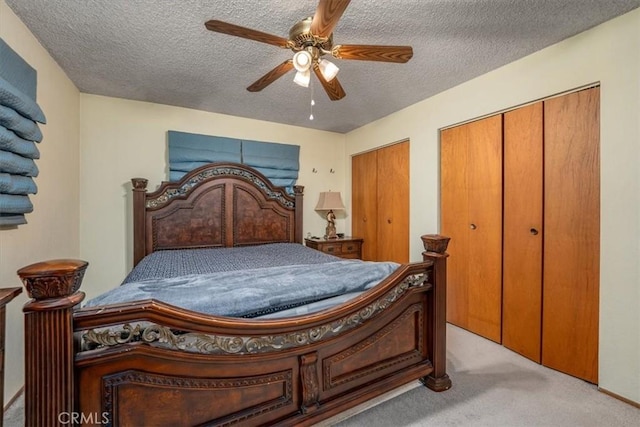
323;209;338;239
324;224;338;239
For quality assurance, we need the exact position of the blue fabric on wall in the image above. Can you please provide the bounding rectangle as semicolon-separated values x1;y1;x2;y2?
0;150;38;176
0;105;43;141
171;160;237;173
168;131;241;162
167;131;299;191
0;173;37;194
0;193;33;213
0;126;40;159
0;38;44;225
168;131;242;181
169;147;240;164
0;213;26;226
242;139;300;171
249;167;299;179
0;39;37;101
169;171;184;182
0;76;45;124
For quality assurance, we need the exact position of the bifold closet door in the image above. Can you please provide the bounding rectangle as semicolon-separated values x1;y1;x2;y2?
441;115;503;343
441;125;470;330
376;141;409;263
352;150;378;261
543;87;600;383
502;102;544;363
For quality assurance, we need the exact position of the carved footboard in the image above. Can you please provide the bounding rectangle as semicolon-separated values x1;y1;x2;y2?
18;236;450;427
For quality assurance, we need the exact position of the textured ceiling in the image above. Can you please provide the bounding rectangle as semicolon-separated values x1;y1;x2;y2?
6;0;640;133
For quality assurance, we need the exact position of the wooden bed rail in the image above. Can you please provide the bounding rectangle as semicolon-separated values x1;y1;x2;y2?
18;259;87;427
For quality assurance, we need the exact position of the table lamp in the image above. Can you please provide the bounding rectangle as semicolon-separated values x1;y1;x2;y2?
315;191;345;239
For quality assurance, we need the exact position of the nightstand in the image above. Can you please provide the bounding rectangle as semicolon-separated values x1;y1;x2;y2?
304;236;363;260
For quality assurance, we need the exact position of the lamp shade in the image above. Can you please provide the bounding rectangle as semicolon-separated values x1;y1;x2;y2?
315;191;345;211
293;69;310;87
318;58;339;82
293;51;312;72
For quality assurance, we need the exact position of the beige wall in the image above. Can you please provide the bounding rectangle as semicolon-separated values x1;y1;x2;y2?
345;9;640;404
0;1;81;405
79;95;345;297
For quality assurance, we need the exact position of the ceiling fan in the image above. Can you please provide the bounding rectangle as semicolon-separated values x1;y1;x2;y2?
205;0;413;101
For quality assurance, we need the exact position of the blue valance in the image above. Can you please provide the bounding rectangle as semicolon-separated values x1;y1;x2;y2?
0;38;45;226
168;131;299;192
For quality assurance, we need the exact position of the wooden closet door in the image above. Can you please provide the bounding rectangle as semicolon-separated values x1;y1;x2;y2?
543;87;600;383
441;125;470;330
441;115;502;342
376;141;409;263
352;150;378;261
466;115;503;343
502;102;544;362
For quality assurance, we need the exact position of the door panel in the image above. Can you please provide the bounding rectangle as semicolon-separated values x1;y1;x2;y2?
466;115;503;343
376;141;409;263
441;116;502;341
440;125;470;330
543;88;600;384
352;151;378;261
502;102;544;362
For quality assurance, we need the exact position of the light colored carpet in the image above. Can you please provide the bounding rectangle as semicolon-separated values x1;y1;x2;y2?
3;392;22;427
4;325;638;426
328;325;639;426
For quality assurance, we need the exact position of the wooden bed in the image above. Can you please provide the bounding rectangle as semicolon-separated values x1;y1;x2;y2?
18;162;451;426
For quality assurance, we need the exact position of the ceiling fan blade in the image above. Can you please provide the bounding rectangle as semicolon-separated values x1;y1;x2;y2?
247;60;294;92
313;65;346;101
310;0;351;39
333;44;413;63
205;20;289;48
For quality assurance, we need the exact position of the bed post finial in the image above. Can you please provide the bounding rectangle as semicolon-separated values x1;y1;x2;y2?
19;259;88;427
420;234;452;391
132;178;149;266
294;185;304;243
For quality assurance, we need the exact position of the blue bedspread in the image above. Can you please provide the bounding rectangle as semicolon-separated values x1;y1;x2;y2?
122;243;340;283
85;259;399;318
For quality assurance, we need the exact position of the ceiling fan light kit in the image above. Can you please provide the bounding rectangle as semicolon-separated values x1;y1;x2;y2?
294;69;311;87
293;50;313;72
293;50;312;87
205;0;413;101
317;58;339;82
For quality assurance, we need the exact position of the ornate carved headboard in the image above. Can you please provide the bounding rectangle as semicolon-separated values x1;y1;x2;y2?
131;163;304;266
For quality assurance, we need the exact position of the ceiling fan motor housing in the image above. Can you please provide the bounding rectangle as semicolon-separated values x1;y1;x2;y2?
288;17;333;55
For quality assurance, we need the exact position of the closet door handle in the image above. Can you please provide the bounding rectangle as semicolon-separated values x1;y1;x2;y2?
530;228;539;235
470;223;477;230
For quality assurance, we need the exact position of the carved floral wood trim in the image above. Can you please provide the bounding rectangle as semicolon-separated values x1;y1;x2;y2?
300;352;320;413
146;166;294;210
19;261;88;300
81;272;430;355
